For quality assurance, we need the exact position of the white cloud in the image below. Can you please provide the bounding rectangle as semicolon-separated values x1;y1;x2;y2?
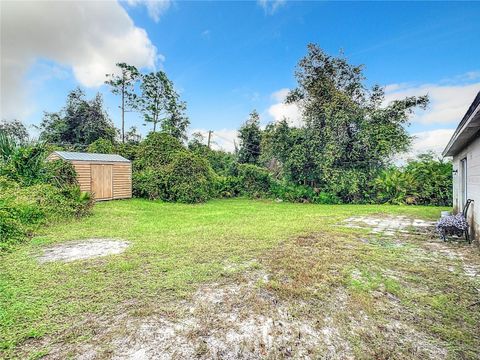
271;88;289;102
189;129;238;153
267;88;303;127
0;0;159;120
384;80;480;125
441;71;480;83
395;128;455;163
257;0;286;15
126;0;171;22
411;129;455;156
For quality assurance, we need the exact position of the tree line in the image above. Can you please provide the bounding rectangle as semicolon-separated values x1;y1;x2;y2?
0;43;452;205
234;44;439;203
1;64;190;150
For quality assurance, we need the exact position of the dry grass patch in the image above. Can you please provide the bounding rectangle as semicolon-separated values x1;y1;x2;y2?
261;228;479;359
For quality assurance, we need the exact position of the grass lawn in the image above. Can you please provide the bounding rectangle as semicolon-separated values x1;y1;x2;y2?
1;198;479;359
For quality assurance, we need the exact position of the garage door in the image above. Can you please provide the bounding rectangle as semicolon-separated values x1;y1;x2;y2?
91;164;113;200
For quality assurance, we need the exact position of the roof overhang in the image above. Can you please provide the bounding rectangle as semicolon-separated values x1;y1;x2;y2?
443;91;480;157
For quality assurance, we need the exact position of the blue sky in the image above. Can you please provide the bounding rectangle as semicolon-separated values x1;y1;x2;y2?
2;0;480;154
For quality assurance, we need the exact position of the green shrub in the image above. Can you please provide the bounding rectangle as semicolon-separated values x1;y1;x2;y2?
43;159;78;188
271;181;310;202
0;175;19;190
0;143;48;186
315;191;341;204
135;132;186;170
117;142;138;162
132;132;217;203
165;152;216;203
373;168;415;205
133;151;216;203
236;164;272;198
87;138;116;154
0;129;19;162
0;207;26;247
404;154;452;206
372;154;452;206
214;176;241;198
132;169;168;200
270;181;341;204
0;134;94;249
0;183;93;250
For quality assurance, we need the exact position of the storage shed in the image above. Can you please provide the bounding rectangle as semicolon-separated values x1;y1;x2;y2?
47;151;132;201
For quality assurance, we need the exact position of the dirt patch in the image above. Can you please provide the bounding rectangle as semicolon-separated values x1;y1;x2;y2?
40;265;451;360
105;270;326;359
343;216;435;236
37;239;130;263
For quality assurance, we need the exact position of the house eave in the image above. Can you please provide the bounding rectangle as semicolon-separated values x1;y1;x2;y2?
443;91;480;157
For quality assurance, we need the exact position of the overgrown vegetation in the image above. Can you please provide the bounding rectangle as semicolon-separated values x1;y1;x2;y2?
121;44;450;206
1;44;453;209
374;154;452;205
0;131;93;250
132;132;216;203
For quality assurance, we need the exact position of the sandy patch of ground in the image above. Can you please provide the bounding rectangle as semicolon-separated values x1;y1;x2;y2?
39;265;450;360
38;239;130;263
74;269;329;360
343;215;436;236
423;241;480;278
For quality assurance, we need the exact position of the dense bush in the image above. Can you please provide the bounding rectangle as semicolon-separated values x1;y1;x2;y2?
87;138;116;154
373;168;414;205
373;154;452;206
117;142;139;162
235;164;272;198
214;176;241;198
135;132;186;170
131;130;451;206
86;137;138;162
0;180;93;250
43;159;78;188
0;143;48;186
165;152;216;203
271;182;341;204
0;132;94;249
404;154;452;206
189;143;236;177
132;133;217;203
0;137;78;189
132;169;167;200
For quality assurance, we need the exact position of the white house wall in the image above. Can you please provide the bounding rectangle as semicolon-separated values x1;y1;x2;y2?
452;137;480;242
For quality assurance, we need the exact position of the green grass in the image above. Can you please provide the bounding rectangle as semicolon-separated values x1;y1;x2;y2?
1;198;479;358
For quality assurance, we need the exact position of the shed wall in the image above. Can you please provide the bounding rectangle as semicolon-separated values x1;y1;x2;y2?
112;163;132;199
452;137;480;243
46;154;132;200
71;161;92;193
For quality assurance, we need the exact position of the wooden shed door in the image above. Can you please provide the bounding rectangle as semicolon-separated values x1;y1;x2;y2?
91;164;113;200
